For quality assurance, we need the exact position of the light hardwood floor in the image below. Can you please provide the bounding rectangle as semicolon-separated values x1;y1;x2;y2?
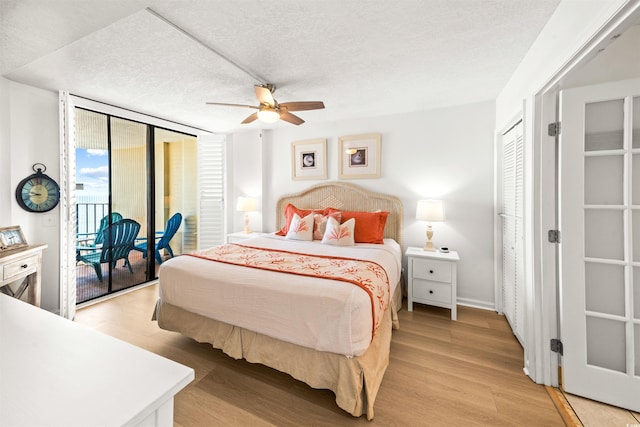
563;392;640;427
74;284;564;426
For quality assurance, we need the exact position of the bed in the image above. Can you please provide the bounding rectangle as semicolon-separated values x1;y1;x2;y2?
154;182;404;419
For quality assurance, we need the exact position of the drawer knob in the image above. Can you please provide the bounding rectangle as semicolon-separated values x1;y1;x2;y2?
429;290;434;294
21;264;28;269
429;270;434;274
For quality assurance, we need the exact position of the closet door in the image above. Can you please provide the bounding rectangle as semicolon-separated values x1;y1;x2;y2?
501;120;525;345
198;134;226;249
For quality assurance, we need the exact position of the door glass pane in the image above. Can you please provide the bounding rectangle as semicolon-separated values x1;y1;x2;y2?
633;96;640;149
110;117;147;291
150;128;198;277
586;316;626;372
635;324;640;376
585;99;624;151
75;109;109;303
585;262;625;316
585;155;623;205
633;211;640;263
635;267;640;319
585;210;624;260
633;155;640;205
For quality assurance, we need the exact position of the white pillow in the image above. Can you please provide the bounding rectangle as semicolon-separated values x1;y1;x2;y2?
313;211;342;240
285;212;314;241
322;217;355;246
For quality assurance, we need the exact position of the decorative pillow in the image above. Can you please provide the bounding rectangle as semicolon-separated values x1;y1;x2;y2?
322;217;355;246
276;204;326;236
313;211;342;240
340;210;389;244
285;213;314;241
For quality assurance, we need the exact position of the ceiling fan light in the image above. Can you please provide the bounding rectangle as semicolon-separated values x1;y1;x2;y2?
257;108;280;123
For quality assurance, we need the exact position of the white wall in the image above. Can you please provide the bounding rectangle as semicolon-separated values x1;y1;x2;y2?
5;81;61;312
227;131;263;233
0;77;11;222
496;0;633;127
251;101;496;307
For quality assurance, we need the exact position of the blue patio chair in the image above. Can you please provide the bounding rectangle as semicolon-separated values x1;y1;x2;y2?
76;212;123;256
77;219;141;281
133;213;182;264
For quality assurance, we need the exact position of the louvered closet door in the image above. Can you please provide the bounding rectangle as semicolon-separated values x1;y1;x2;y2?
501;120;524;345
198;134;226;249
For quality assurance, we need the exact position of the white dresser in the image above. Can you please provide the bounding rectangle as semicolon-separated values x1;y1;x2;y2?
0;294;194;427
405;247;460;320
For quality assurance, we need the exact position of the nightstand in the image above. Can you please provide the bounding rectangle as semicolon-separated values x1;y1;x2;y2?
226;231;266;243
405;247;460;320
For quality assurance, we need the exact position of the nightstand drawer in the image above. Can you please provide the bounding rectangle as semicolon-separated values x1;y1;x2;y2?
412;279;452;304
411;258;452;283
4;255;39;281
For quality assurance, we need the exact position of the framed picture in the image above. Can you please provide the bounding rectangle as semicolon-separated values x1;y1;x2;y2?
338;133;381;179
291;138;327;180
0;225;28;251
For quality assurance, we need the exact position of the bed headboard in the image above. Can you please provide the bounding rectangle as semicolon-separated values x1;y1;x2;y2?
276;182;404;246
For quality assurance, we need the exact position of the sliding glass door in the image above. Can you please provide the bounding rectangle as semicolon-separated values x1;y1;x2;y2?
74;108;197;303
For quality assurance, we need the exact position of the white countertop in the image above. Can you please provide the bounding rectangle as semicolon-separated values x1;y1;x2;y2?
0;294;194;426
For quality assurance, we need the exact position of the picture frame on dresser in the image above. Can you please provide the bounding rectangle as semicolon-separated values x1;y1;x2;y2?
338;133;381;179
291;138;327;180
0;226;28;252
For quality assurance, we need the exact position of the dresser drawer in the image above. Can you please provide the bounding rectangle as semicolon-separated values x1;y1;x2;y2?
411;258;452;283
412;279;452;304
4;255;39;281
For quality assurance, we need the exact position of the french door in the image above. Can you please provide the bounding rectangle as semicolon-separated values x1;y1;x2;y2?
559;77;640;411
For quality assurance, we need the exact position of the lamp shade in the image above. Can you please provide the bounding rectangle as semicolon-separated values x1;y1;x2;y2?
257;108;280;123
236;196;257;212
416;200;445;222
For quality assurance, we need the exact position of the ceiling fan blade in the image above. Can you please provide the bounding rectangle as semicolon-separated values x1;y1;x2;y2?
279;101;325;112
280;111;305;125
255;85;275;106
206;102;258;109
241;112;259;124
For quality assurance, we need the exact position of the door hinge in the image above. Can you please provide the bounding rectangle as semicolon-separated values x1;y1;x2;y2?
548;122;561;136
551;338;563;356
548;229;561;243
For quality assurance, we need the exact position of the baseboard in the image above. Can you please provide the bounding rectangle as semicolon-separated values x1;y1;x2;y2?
457;297;495;311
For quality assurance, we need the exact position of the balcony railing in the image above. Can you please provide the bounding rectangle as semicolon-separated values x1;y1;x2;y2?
76;202;109;236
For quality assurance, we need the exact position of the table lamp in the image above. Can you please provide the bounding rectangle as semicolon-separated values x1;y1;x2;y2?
236;196;257;234
416;200;445;251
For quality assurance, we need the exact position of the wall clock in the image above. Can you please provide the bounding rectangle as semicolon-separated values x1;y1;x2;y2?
15;163;60;213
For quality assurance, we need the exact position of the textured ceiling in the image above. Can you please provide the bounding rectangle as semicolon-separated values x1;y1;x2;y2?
0;0;560;133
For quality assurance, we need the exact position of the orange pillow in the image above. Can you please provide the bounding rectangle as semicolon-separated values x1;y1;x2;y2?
276;204;335;236
340;210;389;244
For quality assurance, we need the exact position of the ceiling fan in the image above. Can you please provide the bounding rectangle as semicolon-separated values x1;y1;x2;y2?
206;84;325;126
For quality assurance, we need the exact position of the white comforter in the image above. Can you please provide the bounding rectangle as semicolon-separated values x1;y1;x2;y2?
158;234;402;356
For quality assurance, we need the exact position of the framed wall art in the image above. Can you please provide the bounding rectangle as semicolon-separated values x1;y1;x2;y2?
338;133;381;179
291;138;327;180
0;225;28;251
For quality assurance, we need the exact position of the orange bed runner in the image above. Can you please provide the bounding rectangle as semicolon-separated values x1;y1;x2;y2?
188;244;390;339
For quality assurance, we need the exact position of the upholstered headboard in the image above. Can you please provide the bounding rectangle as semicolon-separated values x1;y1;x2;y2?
276;182;404;246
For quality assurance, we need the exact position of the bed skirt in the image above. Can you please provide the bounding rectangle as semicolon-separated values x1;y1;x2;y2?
154;279;402;419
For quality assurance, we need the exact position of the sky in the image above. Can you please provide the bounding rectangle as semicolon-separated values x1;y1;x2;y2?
76;148;108;200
